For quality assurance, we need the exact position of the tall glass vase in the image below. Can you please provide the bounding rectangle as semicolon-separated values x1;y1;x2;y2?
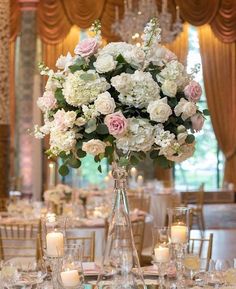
96;162;145;289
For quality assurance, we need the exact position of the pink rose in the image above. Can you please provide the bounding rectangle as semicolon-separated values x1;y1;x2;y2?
37;91;57;112
74;38;99;58
184;81;202;102
191;113;205;132
104;111;128;137
165;50;177;62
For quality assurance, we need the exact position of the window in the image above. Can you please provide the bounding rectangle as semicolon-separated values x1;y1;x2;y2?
174;26;224;189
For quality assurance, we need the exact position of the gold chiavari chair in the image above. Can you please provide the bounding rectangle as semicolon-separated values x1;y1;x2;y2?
182;183;205;234
131;218;145;260
0;222;40;261
0;198;8;212
128;194;150;213
188;233;213;269
66;231;95;262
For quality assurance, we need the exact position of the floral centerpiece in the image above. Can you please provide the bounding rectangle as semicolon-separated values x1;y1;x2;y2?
44;184;72;205
34;19;207;288
34;19;207;176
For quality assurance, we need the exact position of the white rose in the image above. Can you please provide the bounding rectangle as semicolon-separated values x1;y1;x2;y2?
174;98;197;120
75;117;86;127
94;54;117;74
94;92;116;115
161;80;177;97
147;97;172;123
147;45;167;66
177;132;188;145
56;52;74;71
111;73;133;95
123;46;145;67
82;139;106;156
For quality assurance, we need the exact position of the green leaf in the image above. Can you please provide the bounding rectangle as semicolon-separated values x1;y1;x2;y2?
76;140;83;149
69;64;82;73
203;109;210;116
130;155;139;166
116;54;126;64
85;119;97;134
150;150;159;159
68;157;81;168
96;124;109;135
119;157;129;167
59;152;68;159
154;155;174;169
98;164;102;173
59;165;69;176
55;88;66;104
79;73;96;81
186;134;195;144
77;149;86;158
105;146;114;156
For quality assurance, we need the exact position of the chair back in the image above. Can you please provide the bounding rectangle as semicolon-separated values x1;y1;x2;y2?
66;231;95;262
188;233;213;268
128;193;150;213
131;218;145;259
182;184;205;209
0;198;8;212
0;222;40;261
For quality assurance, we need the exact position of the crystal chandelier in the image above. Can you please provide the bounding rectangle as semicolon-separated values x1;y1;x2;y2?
112;0;183;44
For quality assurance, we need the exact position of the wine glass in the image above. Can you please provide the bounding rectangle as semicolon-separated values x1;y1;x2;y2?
183;253;200;280
57;244;84;289
152;227;170;289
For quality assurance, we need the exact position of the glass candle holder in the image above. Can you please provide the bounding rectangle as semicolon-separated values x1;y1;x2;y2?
57;245;84;289
168;207;190;288
41;214;67;289
152;227;170;289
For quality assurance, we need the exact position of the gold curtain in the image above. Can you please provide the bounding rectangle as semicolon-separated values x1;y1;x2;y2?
10;0;20;41
37;0;236;44
198;24;236;186
165;23;189;65
43;25;81;69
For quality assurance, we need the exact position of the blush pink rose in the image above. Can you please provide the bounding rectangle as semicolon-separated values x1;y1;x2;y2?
74;38;99;58
165;50;177;62
184;81;202;102
104;111;128;137
191;113;205;132
37;91;57;112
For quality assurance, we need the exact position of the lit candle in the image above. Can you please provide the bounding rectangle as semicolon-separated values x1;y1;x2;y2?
46;230;64;257
154;246;170;262
137;175;144;186
61;269;80;287
130;167;137;178
176;6;180;20
171;225;188;243
48;162;56;189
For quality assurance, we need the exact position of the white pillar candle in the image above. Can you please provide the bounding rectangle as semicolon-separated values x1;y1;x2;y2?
48;162;56;189
171;225;188;243
61;269;80;287
46;231;64;257
154;246;170;262
137;175;144;186
130;167;137;178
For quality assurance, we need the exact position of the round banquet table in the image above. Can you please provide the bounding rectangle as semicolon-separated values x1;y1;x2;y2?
149;192;180;227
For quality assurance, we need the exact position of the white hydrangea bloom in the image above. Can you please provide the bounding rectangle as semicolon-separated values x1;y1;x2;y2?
155;124;175;148
174;98;197;120
45;72;64;92
50;129;76;155
116;118;155;153
147;97;172;123
112;71;160;108
63;70;110;107
157;60;188;88
82;104;99;120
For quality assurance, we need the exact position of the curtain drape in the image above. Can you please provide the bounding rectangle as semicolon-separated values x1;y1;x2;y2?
165;23;189;66
42;25;81;69
10;0;20;41
36;0;236;44
198;24;236;186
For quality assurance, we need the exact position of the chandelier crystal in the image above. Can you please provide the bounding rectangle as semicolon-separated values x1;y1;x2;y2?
112;0;183;44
